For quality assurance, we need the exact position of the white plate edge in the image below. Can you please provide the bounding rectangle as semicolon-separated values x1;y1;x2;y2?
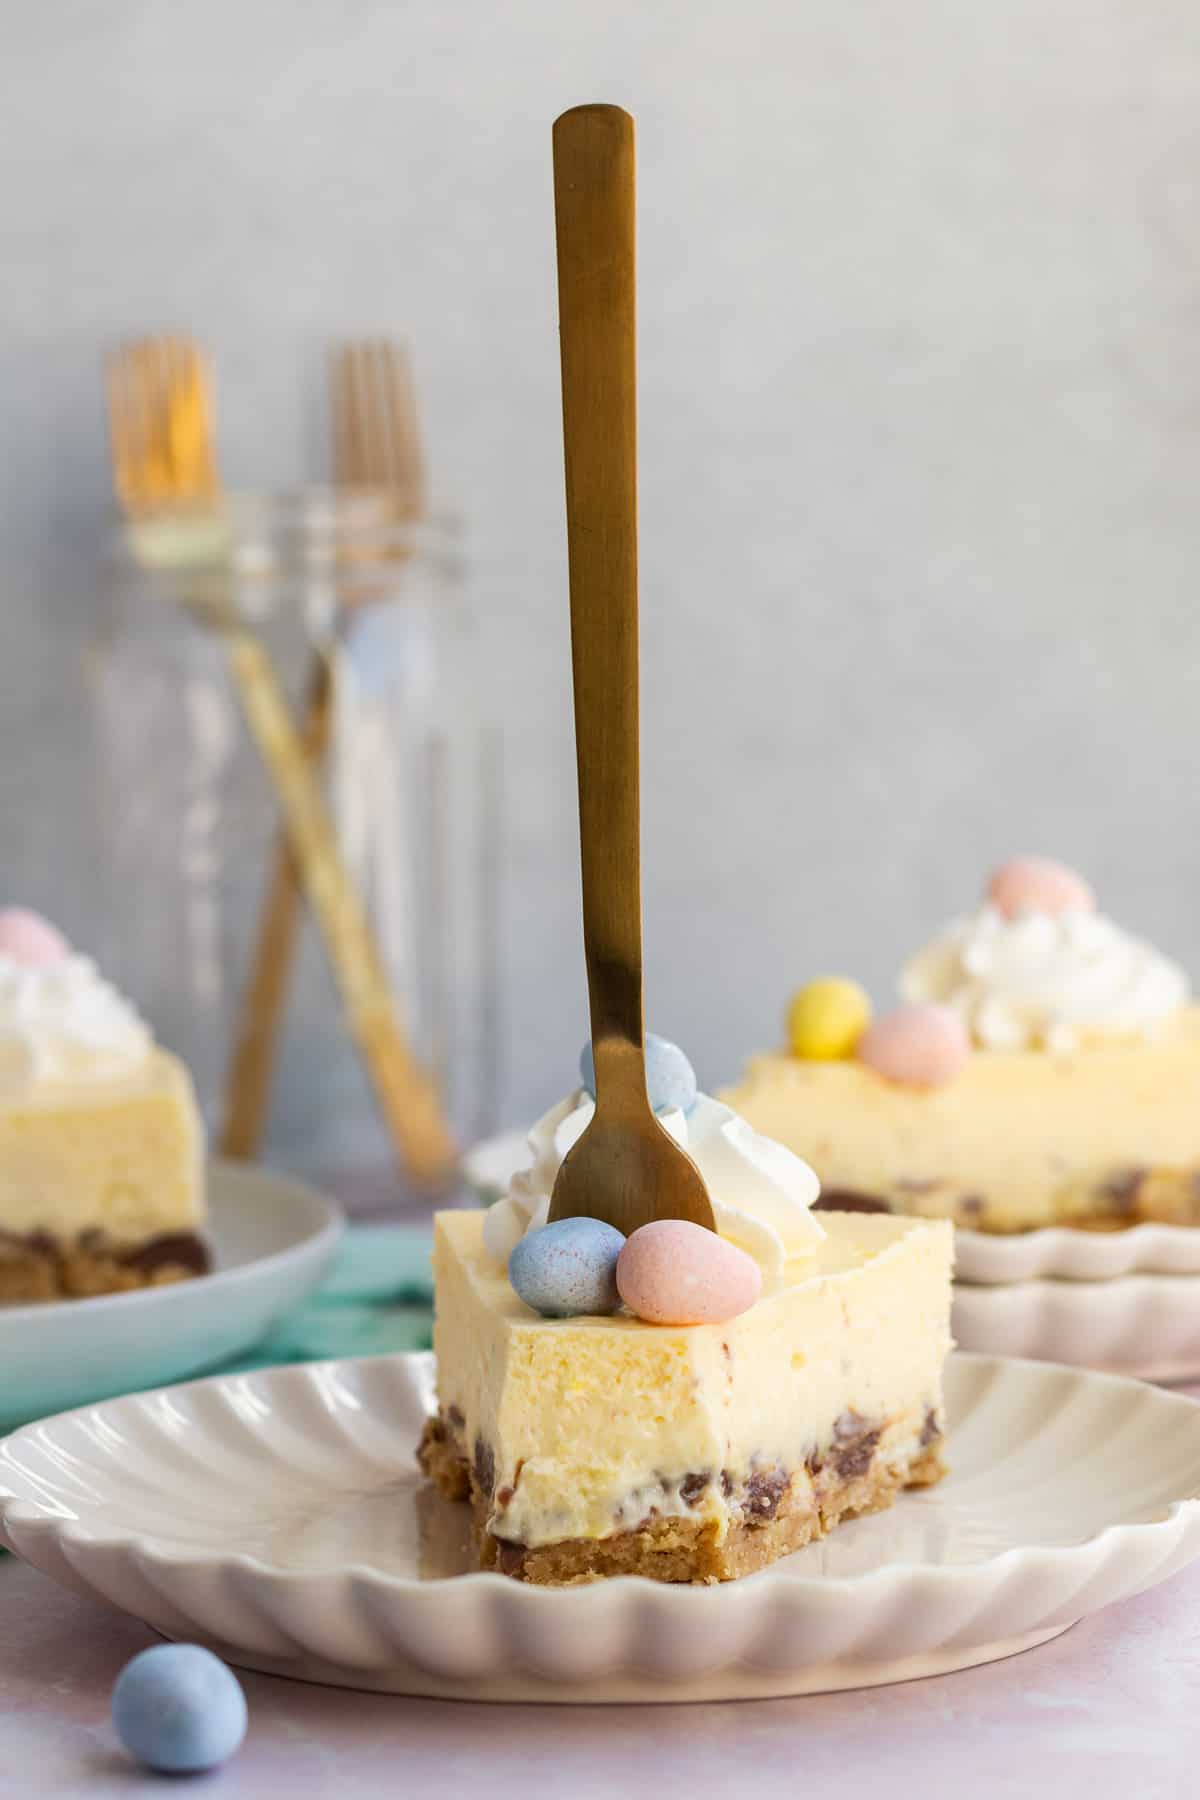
3;1349;1200;1603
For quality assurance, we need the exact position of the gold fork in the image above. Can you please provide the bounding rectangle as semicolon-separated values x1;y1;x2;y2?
108;335;456;1186
332;339;426;509
220;338;430;1163
106;335;220;513
549;107;715;1236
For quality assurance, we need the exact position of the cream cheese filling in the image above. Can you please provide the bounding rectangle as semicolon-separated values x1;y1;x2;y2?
432;1210;952;1548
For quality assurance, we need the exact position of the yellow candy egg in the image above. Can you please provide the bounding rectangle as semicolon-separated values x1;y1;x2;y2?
787;978;872;1061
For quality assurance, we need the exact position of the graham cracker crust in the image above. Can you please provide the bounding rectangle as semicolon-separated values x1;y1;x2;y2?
0;1230;209;1305
417;1411;945;1586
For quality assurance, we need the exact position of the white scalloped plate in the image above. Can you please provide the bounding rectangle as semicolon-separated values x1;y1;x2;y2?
953;1276;1200;1382
955;1221;1200;1285
3;1352;1200;1702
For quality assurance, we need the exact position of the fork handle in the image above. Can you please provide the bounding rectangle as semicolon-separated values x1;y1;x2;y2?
553;104;645;1096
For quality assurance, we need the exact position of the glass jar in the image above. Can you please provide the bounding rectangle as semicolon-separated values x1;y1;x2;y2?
87;490;501;1206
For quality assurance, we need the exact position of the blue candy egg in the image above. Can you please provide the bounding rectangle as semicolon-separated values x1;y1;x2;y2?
509;1217;626;1317
579;1033;698;1114
112;1644;247;1774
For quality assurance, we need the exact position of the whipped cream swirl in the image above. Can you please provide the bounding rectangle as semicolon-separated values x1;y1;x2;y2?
484;1089;824;1289
0;954;153;1096
901;904;1189;1052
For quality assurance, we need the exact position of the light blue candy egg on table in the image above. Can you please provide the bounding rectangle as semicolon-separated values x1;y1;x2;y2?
509;1217;626;1317
579;1033;697;1114
112;1644;247;1774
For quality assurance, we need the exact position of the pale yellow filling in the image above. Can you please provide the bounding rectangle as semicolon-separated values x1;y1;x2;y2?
721;1006;1200;1229
432;1210;953;1548
0;1047;205;1243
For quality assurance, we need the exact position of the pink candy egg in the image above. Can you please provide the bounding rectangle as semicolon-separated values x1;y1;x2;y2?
858;1004;970;1087
0;909;69;967
987;857;1095;921
617;1219;762;1327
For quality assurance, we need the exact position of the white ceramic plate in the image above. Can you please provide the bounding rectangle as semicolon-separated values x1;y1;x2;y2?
0;1161;342;1430
956;1221;1200;1285
3;1351;1199;1703
954;1275;1200;1383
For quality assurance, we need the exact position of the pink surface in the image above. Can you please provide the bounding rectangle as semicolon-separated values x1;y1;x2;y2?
2;1505;1199;1798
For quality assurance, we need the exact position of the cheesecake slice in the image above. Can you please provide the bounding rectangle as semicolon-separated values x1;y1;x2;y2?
724;1015;1200;1234
419;1207;952;1585
0;920;207;1304
726;864;1200;1234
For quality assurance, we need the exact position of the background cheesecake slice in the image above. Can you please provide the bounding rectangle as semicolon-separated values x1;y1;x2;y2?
420;1206;952;1586
725;1014;1200;1233
727;861;1200;1234
0;913;206;1303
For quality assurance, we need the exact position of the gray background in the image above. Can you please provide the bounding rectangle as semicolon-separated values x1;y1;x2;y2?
3;0;1199;1152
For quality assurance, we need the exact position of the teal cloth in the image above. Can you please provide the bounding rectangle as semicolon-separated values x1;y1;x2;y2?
219;1223;434;1369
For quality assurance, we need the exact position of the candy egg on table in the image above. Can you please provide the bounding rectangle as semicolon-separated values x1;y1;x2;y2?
787;977;872;1060
616;1218;762;1326
0;908;69;967
580;1032;698;1114
509;1216;625;1317
111;1644;247;1775
987;857;1095;920
858;1003;970;1088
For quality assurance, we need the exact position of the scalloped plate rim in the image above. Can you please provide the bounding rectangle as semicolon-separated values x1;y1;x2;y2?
3;1349;1200;1599
952;1278;1200;1381
6;1348;1200;1700
956;1219;1200;1284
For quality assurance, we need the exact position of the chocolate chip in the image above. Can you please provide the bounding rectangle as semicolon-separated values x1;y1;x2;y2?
493;1538;525;1577
473;1436;495;1500
744;1467;789;1523
0;1226;210;1276
720;1470;734;1499
117;1232;209;1276
0;1227;55;1254
1101;1168;1146;1211
956;1195;984;1220
920;1407;941;1447
831;1411;881;1481
679;1472;708;1507
447;1404;465;1430
813;1190;890;1214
